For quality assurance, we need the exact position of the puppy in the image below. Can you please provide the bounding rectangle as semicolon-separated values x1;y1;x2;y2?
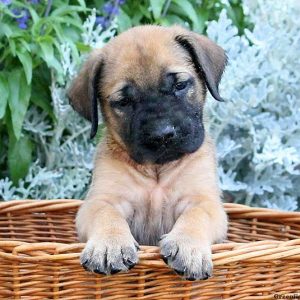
68;25;228;281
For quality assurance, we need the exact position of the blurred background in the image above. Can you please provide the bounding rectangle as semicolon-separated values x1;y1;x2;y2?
0;0;299;210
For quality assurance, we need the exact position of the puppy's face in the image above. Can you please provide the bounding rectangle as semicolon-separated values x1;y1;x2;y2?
68;26;227;164
112;71;203;164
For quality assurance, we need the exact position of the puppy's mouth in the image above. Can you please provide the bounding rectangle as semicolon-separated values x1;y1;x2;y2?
129;129;204;165
142;139;185;164
132;145;185;165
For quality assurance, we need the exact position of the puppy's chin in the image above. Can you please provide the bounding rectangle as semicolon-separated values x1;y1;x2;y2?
131;150;185;165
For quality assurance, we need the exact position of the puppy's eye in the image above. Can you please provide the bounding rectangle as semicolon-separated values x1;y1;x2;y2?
175;81;188;91
111;98;131;109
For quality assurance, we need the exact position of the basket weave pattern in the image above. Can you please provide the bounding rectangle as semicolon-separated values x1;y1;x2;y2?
0;200;299;299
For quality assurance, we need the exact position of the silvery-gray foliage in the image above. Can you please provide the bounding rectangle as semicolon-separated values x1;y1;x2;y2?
1;2;299;211
206;0;300;210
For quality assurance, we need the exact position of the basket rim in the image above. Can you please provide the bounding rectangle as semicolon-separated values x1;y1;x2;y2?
1;200;300;221
1;239;300;266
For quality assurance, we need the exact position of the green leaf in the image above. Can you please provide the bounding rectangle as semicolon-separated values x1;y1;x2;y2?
31;18;51;37
150;0;166;19
196;7;209;33
51;5;88;17
17;50;33;84
37;35;54;44
160;14;187;27
139;4;152;19
20;39;31;52
8;70;31;139
39;40;63;75
60;26;81;43
8;134;32;184
118;9;132;32
77;0;86;9
8;39;16;56
39;40;54;59
0;23;13;38
55;16;83;30
76;42;91;53
0;74;9;119
172;0;201;32
31;67;54;120
26;5;40;23
130;10;144;25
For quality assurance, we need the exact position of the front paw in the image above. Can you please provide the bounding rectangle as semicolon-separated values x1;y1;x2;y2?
81;234;139;275
159;233;212;281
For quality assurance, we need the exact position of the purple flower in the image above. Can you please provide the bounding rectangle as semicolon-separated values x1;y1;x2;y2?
12;8;30;30
1;0;12;5
95;16;110;29
96;0;126;30
18;21;28;29
28;0;40;4
103;2;119;16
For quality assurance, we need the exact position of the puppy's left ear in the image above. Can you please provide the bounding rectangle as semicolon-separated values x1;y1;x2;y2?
174;29;227;102
67;49;104;138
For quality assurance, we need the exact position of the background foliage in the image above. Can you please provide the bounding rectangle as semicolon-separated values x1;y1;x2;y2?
0;0;299;211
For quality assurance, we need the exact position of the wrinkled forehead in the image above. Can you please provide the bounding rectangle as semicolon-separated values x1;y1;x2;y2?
101;28;191;94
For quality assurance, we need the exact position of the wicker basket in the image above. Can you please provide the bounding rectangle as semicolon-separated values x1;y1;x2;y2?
0;200;300;299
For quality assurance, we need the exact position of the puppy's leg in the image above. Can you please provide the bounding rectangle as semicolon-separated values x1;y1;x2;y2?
160;198;227;280
76;199;138;275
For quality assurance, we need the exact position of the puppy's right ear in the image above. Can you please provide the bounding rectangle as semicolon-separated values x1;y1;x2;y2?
67;50;104;138
173;27;227;102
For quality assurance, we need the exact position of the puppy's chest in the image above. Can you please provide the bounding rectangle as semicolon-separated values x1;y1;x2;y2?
129;185;177;246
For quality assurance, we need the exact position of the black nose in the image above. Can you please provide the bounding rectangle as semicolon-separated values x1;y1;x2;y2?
147;125;176;146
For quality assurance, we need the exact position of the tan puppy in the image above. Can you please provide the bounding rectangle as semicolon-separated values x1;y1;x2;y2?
68;25;228;280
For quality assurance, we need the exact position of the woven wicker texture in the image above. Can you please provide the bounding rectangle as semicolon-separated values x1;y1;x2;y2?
0;200;299;299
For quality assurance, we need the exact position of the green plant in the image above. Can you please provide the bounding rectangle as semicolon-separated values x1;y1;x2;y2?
117;0;251;34
0;0;91;184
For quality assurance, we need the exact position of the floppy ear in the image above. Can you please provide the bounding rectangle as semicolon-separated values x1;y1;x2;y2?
174;30;227;101
67;50;104;138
